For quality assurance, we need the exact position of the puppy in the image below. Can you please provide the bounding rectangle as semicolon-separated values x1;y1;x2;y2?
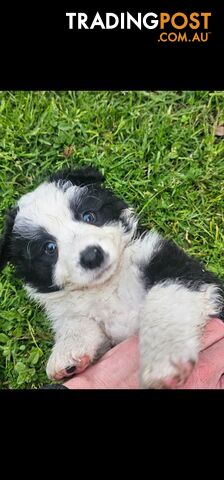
0;166;223;388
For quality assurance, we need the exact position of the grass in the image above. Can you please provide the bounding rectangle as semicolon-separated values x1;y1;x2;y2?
0;90;224;389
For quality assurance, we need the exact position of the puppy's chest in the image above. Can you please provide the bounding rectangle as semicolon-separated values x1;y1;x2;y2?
60;272;145;342
79;288;144;341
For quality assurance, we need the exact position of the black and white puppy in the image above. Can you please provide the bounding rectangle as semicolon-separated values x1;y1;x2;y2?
1;166;224;388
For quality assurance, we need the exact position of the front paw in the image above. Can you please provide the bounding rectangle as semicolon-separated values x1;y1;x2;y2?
140;344;198;389
46;342;92;380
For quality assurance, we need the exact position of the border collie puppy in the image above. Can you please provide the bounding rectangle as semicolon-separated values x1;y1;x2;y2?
0;166;223;388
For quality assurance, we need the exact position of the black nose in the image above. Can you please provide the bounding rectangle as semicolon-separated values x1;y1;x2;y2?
80;246;105;270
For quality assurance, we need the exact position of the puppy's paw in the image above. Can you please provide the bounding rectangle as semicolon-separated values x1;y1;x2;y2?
46;343;92;380
140;346;198;389
46;335;111;381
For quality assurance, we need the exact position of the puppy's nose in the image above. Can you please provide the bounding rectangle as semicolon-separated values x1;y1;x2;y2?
80;246;105;270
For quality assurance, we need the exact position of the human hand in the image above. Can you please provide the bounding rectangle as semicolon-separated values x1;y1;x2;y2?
180;318;224;389
63;318;224;389
63;335;139;389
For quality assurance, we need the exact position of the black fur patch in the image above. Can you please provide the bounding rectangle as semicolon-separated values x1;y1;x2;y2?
142;237;224;318
0;207;18;271
70;185;128;227
9;226;60;293
51;165;128;227
50;166;105;187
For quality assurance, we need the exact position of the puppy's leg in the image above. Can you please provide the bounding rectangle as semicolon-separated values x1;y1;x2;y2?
139;281;222;388
46;318;111;380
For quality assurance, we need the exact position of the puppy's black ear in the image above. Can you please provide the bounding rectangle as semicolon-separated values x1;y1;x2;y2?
0;207;18;271
50;166;105;186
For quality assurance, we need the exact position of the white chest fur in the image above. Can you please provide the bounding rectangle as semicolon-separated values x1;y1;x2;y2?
29;245;147;344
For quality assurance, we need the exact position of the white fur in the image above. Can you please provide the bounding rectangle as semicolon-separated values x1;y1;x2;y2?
139;281;222;388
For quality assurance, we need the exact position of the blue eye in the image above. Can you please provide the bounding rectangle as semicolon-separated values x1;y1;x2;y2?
82;211;96;224
44;241;57;255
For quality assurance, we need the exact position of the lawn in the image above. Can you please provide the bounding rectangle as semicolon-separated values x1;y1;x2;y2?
0;90;224;389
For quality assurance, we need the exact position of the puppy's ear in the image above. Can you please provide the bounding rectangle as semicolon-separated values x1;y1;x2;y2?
50;166;105;187
0;207;18;271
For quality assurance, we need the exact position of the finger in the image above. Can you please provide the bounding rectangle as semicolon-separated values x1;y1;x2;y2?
182;336;224;389
201;318;224;350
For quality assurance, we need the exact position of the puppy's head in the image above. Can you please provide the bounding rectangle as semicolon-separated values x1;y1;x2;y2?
0;166;137;293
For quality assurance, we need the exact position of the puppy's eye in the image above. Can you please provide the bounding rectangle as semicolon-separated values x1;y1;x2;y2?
44;241;57;255
82;211;96;224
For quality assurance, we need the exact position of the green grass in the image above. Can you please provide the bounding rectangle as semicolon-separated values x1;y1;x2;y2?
1;90;224;389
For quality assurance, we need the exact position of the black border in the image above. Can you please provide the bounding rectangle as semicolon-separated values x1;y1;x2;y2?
0;2;223;89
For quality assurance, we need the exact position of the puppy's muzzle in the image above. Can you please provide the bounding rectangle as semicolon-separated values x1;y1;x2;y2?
80;245;105;270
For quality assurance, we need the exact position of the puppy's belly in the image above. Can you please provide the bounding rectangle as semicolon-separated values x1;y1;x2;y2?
95;307;140;344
